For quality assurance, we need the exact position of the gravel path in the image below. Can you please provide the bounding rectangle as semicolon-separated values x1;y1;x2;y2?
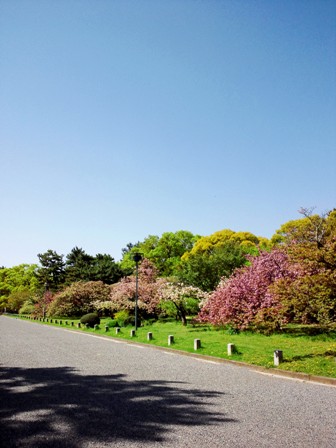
1;316;335;447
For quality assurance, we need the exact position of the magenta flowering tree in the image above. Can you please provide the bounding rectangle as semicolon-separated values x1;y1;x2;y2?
198;249;297;331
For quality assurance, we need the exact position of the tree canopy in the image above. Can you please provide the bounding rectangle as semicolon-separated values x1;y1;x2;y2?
183;229;270;259
177;241;247;291
120;231;199;276
37;250;65;290
0;264;39;312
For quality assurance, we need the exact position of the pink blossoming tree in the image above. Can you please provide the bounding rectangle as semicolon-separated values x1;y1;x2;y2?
198;249;297;331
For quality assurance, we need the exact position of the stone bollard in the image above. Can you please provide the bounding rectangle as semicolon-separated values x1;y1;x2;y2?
194;339;201;350
274;350;283;366
147;332;153;341
227;343;235;356
168;335;174;346
94;324;99;330
77;323;81;328
85;323;90;329
105;326;109;332
116;327;120;334
130;329;136;337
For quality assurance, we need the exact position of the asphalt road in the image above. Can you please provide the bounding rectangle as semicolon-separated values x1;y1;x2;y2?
1;316;335;448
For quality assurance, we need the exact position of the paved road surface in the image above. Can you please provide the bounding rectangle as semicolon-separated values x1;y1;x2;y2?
1;316;335;447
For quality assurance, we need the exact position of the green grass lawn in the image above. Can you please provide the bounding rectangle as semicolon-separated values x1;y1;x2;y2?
13;315;336;378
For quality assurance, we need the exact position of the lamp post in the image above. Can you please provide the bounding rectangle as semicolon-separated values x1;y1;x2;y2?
43;281;49;319
133;253;142;331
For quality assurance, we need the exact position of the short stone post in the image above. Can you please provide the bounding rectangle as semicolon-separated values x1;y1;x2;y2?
105;325;109;332
85;323;90;329
274;350;283;366
116;327;120;334
194;339;201;350
147;332;153;341
227;343;235;356
130;329;136;337
168;335;174;345
94;324;99;331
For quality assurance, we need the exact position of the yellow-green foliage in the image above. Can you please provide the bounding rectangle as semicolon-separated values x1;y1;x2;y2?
271;210;336;246
182;229;269;259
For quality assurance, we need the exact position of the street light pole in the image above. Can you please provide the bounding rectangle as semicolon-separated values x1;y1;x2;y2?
43;281;48;319
133;253;142;331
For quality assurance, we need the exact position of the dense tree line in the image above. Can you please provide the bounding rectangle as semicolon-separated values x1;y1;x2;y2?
1;208;335;331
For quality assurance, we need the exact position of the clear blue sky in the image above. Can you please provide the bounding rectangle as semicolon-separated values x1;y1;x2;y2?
1;0;335;267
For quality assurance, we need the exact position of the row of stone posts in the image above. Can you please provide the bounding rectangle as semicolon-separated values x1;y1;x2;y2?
19;315;284;365
124;331;284;364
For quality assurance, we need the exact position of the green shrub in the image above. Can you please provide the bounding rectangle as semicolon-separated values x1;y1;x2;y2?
106;319;118;328
80;313;100;328
114;310;130;327
19;301;35;315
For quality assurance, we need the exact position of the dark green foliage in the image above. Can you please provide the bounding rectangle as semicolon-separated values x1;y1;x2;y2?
65;248;122;285
80;313;100;328
65;247;94;283
106;319;118;328
37;250;65;290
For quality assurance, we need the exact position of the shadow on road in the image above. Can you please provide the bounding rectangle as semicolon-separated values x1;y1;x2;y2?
0;366;236;447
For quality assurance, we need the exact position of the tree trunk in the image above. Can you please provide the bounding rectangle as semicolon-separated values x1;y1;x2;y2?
181;311;188;326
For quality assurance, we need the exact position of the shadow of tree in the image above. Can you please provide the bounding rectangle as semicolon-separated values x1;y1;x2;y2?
0;366;236;447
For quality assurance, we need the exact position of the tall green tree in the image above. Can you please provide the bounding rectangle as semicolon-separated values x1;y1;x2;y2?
177;241;247;291
119;231;199;277
37;250;65;290
90;254;123;284
65;247;94;283
65;248;123;284
148;231;199;276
